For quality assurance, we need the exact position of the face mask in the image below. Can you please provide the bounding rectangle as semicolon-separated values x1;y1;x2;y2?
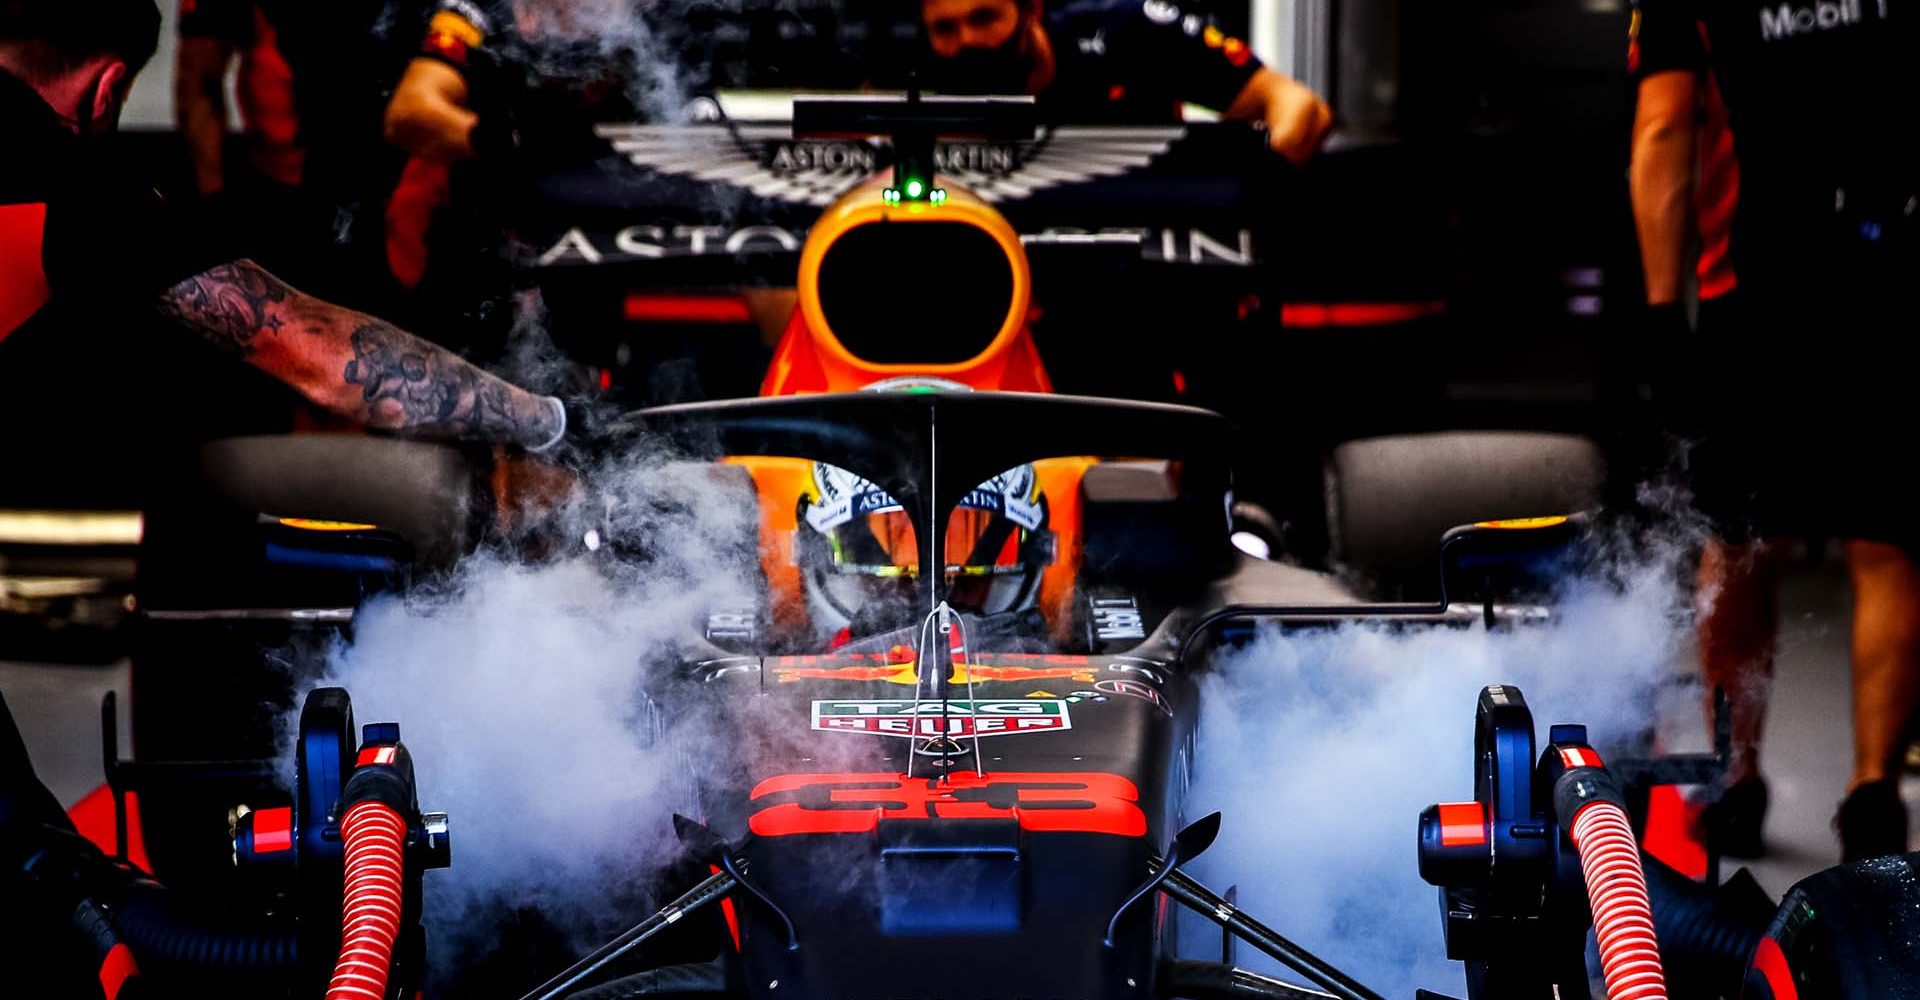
925;16;1032;95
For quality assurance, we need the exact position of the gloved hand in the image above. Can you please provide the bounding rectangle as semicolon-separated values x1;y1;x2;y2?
496;394;618;541
525;395;568;455
524;395;617;458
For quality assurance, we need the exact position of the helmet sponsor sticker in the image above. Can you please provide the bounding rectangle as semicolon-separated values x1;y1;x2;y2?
803;463;901;534
803;462;1044;533
813;699;1071;739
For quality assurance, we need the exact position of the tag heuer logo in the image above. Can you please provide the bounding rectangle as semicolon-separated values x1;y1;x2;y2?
812;699;1073;739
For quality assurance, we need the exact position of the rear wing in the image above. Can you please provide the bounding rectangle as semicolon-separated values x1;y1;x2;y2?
791;94;1037;141
793;93;1037;204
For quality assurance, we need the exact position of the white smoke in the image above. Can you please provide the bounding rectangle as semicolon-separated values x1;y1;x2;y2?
1183;525;1702;998
511;0;698;124
301;448;762;963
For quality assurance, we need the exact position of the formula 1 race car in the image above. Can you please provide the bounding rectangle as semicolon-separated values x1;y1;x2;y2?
5;97;1916;1000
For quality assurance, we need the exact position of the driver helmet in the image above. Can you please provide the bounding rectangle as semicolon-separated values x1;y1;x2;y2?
795;461;1055;637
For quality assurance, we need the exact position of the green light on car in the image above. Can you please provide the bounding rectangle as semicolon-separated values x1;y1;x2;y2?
905;179;924;199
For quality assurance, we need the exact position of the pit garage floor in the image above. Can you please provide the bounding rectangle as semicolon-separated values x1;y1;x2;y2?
3;551;1917;902
1674;546;1920;898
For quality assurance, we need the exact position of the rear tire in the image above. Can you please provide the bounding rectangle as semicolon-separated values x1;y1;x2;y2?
1746;853;1920;998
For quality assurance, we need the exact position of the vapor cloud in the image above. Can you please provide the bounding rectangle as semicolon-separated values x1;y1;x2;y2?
301;448;761;978
1184;526;1700;997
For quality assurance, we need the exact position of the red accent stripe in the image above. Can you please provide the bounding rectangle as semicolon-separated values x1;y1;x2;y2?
712;864;742;952
624;293;752;324
66;785;152;874
1;203;52;344
1279;300;1446;328
1559;747;1605;770
1436;801;1486;847
254;806;295;853
385;157;451;289
1641;784;1707;880
1751;936;1799;1000
357;746;398;767
98;943;139;1000
1693;58;1739;299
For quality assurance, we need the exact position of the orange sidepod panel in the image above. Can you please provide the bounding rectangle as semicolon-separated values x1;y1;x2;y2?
726;455;814;636
761;176;1051;396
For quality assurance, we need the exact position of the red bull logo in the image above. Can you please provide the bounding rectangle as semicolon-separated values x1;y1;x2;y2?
811;699;1072;739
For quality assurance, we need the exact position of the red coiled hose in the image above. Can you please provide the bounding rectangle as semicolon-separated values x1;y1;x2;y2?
1570;800;1668;1000
326;801;408;1000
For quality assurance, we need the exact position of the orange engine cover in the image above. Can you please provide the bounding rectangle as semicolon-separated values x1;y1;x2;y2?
760;176;1052;396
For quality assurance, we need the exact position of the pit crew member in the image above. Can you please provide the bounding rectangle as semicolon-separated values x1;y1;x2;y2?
379;0;652;358
1627;0;1918;861
1629;21;1776;859
1;0;566;451
917;0;1332;164
172;0;403;302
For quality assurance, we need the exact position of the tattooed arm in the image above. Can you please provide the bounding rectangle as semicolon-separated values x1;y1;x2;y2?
158;259;563;448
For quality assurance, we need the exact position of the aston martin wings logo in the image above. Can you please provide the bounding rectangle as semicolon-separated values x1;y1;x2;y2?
594;122;1185;205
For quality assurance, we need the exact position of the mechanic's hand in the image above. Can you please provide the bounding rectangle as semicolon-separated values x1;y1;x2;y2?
1265;76;1333;167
